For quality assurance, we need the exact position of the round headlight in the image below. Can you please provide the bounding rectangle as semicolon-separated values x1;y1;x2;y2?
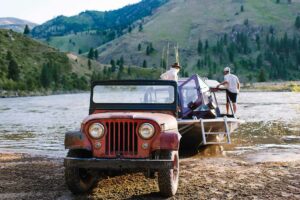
89;123;105;139
138;123;155;139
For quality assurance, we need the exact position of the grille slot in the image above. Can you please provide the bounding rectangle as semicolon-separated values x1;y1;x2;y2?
105;121;138;156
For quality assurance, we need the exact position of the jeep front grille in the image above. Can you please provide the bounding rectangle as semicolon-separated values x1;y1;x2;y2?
104;121;138;156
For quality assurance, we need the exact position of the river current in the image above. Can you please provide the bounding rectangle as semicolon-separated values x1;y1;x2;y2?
0;92;299;161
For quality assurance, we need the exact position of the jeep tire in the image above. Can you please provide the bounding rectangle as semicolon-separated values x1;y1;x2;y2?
65;150;98;194
158;150;179;197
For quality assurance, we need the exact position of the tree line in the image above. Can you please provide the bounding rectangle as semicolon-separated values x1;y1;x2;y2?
1;51;89;91
194;25;300;82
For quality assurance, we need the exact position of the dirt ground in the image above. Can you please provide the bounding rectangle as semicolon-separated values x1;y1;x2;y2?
0;152;299;200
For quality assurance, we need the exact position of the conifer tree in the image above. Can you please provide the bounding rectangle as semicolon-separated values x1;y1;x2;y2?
197;40;203;55
7;58;20;81
94;49;99;59
258;69;266;82
88;48;94;59
6;51;12;61
88;59;92;70
119;56;124;68
223;34;228;45
197;59;201;69
146;43;154;55
52;63;60;84
143;60;147;68
149;43;154;53
247;74;253;83
103;67;107;75
256;35;261;50
244;18;249;26
110;59;116;72
256;54;263;68
295;16;300;29
40;63;52;88
139;24;143;32
205;40;209;51
228;44;235;63
119;58;124;72
23;24;30;35
240;5;244;12
128;26;132;33
128;67;132;75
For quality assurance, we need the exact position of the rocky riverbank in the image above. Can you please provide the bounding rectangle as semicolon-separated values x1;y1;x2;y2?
1;80;300;98
0;90;87;98
242;81;300;92
0;152;299;200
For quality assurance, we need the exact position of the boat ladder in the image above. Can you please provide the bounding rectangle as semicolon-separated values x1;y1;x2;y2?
200;117;231;145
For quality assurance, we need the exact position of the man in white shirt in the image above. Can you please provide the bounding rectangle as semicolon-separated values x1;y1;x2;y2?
217;67;240;114
160;63;181;82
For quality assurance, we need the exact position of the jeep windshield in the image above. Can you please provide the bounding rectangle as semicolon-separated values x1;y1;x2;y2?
93;85;175;104
89;80;178;113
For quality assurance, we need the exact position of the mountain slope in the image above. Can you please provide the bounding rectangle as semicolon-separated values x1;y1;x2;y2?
46;30;111;53
0;29;161;95
95;0;300;81
0;17;37;32
0;29;104;92
31;0;168;39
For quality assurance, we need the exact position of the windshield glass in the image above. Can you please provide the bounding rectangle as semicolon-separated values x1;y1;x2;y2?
93;85;175;104
180;79;199;108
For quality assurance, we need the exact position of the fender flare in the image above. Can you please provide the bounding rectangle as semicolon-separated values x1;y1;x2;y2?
152;131;181;151
65;131;92;151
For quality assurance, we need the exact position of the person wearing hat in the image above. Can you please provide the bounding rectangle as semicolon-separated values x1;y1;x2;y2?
160;63;181;82
217;66;240;114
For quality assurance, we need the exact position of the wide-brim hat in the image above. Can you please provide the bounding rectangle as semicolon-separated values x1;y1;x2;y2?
172;62;181;69
224;67;230;72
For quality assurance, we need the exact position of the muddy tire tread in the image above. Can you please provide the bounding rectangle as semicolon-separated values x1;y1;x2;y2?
158;150;179;197
65;150;98;194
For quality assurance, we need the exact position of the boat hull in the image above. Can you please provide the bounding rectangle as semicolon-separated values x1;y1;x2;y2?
177;118;242;151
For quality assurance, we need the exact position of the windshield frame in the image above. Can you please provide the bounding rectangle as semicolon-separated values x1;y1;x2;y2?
89;80;178;114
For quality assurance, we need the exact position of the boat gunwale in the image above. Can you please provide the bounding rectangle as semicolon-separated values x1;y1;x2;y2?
177;118;245;125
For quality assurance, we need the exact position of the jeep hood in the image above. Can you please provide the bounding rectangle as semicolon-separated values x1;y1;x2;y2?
82;112;178;131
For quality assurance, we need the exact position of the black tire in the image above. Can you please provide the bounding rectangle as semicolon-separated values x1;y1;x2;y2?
65;150;98;194
158;151;179;197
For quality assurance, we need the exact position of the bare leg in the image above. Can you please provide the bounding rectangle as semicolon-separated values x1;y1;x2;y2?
226;102;229;115
233;103;237;113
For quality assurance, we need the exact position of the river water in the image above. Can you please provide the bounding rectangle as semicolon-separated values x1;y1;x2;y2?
0;92;299;161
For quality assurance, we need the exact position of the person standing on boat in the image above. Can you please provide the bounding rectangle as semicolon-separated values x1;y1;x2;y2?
160;63;181;82
217;67;240;114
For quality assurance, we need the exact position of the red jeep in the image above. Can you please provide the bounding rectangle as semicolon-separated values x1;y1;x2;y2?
64;80;181;197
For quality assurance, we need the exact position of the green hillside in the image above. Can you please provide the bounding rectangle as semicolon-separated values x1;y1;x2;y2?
46;30;111;53
0;29;161;95
32;0;168;54
95;0;300;82
32;0;168;39
0;29;102;93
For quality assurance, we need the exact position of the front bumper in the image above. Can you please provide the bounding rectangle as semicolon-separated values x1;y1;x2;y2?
64;157;173;170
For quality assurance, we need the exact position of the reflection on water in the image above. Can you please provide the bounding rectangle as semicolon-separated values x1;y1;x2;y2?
0;131;35;141
228;121;300;162
233;122;299;145
0;93;89;157
0;92;299;159
228;144;300;162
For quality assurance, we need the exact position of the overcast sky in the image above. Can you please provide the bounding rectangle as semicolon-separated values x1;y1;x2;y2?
0;0;141;24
